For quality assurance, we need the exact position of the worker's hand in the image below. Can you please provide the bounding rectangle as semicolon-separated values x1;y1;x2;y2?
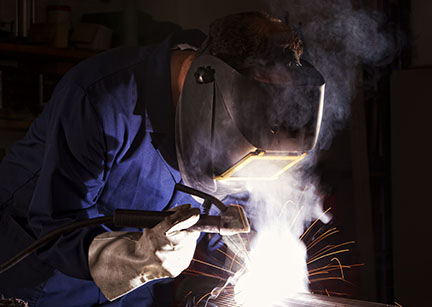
88;205;200;301
151;205;201;277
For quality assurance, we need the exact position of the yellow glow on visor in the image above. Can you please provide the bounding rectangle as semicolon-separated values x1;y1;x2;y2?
215;150;307;181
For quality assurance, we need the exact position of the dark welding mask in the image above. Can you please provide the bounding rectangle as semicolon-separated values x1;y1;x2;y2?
175;54;325;198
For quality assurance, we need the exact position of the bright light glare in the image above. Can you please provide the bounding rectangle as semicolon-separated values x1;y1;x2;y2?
234;229;309;307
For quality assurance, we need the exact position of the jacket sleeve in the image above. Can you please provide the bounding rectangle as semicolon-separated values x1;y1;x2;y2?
28;82;113;280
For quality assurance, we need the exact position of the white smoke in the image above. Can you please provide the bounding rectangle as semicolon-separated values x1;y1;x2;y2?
270;0;395;152
232;1;395;305
245;174;329;239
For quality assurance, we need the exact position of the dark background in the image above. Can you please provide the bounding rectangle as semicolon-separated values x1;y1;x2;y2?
0;0;430;306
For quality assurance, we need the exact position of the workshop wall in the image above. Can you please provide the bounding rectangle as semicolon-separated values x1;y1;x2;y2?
0;0;269;35
411;0;432;66
391;67;432;307
138;0;268;32
391;1;432;307
0;0;124;26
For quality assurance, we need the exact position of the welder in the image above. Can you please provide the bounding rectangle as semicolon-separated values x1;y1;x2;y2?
0;11;324;306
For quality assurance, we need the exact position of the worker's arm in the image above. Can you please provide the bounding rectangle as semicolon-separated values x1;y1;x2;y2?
27;81;113;280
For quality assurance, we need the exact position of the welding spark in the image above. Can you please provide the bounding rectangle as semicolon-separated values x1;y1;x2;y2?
183;205;361;307
232;229;309;307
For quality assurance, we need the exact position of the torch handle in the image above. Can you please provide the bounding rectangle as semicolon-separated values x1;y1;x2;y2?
113;209;221;233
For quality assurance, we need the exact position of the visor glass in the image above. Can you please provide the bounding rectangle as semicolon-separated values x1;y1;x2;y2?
215;150;306;181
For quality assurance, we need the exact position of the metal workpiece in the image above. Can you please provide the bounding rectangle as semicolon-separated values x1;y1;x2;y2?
278;293;396;307
207;293;396;307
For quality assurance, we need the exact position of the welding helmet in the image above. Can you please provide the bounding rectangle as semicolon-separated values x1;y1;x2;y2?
176;53;325;198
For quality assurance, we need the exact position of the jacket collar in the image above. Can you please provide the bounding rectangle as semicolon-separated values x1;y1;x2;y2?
136;29;206;134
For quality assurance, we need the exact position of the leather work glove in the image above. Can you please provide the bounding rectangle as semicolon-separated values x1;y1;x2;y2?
88;205;200;301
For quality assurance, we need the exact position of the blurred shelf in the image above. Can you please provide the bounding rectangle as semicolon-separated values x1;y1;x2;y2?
0;44;96;133
0;42;97;61
0;118;33;131
0;42;99;75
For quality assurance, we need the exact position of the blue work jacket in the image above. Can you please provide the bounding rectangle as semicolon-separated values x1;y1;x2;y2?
0;30;219;306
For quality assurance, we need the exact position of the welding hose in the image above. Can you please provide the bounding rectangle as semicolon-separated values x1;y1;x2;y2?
0;210;224;275
0;216;112;274
0;184;228;274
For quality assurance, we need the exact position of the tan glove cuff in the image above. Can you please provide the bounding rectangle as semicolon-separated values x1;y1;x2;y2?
89;207;200;301
88;230;171;301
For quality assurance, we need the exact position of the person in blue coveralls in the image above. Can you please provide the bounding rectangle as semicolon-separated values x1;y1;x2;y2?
0;11;325;307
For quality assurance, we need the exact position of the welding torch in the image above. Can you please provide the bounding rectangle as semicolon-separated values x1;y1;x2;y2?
0;184;250;274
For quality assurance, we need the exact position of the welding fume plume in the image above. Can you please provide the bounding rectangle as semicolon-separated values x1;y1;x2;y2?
226;177;328;307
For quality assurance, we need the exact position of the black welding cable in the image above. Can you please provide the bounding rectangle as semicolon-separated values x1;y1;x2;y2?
0;216;113;274
174;183;227;212
0;184;224;275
